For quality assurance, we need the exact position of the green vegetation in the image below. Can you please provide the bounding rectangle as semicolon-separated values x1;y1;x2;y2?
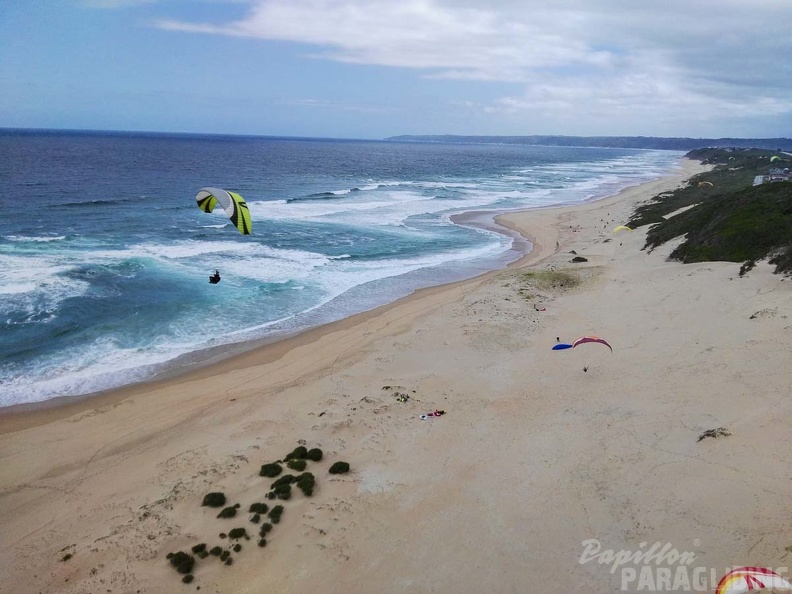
306;448;323;461
517;270;581;292
296;472;316;496
228;528;247;539
249;502;269;514
258;538;267;547
259;463;282;477
328;461;350;474
259;522;273;535
284;446;308;461
182;574;194;584
166;551;195;575
272;483;292;500
191;543;206;554
633;149;792;275
209;546;223;556
271;474;297;489
201;492;226;508
268;505;284;524
286;458;307;471
216;506;237;519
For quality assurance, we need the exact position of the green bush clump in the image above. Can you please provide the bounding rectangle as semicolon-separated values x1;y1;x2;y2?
266;492;276;500
328;461;350;474
258;538;267;547
61;553;72;562
286;458;307;471
219;533;227;539
271;474;296;489
268;505;284;524
259;522;273;535
306;448;323;461
249;502;269;514
202;492;226;507
220;550;230;562
225;557;233;566
197;550;209;559
182;574;194;584
166;551;195;574
296;473;316;497
259;463;283;478
209;546;223;556
191;543;207;554
233;543;242;553
284;446;308;461
273;483;292;500
217;506;237;519
228;528;247;539
250;513;260;524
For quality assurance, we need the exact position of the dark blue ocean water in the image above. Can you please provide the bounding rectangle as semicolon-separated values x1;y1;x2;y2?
0;130;683;406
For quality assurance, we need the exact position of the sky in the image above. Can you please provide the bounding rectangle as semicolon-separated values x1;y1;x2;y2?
1;0;791;140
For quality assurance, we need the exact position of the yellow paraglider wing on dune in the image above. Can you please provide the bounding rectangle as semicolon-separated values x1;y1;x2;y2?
613;225;632;233
697;181;714;188
195;187;252;235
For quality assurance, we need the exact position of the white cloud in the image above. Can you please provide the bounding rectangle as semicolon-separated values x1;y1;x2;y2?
154;0;792;134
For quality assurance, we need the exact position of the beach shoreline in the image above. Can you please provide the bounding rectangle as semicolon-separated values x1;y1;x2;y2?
3;157;790;594
0;163;676;428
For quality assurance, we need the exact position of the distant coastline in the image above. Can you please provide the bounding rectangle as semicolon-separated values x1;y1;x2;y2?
385;134;792;151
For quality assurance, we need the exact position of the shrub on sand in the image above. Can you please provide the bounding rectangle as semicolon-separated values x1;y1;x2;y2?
306;448;323;462
268;505;284;524
167;551;195;574
328;461;350;474
286;458;307;471
249;502;269;514
201;492;226;507
259;463;282;478
217;506;237;519
284;446;308;461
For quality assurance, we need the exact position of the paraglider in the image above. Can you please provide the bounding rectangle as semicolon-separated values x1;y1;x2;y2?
613;225;632;233
209;269;221;284
770;155;781;162
552;343;573;350
698;181;714;188
716;566;792;593
572;336;612;352
195;187;252;235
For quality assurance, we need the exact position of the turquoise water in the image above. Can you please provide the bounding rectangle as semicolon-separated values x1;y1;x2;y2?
0;130;683;406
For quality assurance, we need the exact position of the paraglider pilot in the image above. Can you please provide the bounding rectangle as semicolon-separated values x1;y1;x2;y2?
209;269;221;284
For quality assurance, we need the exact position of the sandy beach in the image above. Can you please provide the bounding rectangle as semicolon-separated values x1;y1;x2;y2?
1;158;790;594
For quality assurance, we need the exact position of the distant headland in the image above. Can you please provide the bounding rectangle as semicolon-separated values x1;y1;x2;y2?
384;134;792;151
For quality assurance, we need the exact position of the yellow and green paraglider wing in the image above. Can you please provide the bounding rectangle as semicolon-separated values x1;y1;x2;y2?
195;187;252;235
613;225;632;233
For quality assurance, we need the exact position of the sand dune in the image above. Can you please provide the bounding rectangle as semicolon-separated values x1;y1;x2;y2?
1;158;790;593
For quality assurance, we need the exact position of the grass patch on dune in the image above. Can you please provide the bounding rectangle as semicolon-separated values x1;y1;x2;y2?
517;270;582;292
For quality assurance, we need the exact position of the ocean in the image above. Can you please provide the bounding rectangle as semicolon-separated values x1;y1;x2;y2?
0;130;683;407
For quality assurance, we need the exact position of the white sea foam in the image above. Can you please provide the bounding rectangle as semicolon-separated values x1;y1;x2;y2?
4;235;66;242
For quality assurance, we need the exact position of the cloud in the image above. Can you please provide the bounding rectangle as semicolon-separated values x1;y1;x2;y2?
153;0;792;133
79;0;155;7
